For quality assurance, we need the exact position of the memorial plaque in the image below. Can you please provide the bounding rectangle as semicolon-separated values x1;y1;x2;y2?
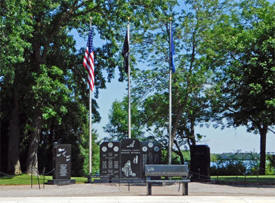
143;141;161;164
120;139;142;178
53;144;71;180
100;142;120;179
150;141;161;164
141;142;148;174
141;142;148;178
141;141;161;178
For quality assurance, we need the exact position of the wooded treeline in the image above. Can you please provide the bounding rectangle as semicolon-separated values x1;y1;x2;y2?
1;0;274;176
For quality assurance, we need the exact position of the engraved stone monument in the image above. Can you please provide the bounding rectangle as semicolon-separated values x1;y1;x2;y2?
100;141;120;182
141;141;161;178
48;144;75;185
120;139;142;179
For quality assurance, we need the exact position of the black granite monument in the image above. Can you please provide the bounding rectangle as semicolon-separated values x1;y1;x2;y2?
120;139;142;179
99;139;162;182
141;141;161;177
100;141;120;182
190;145;210;181
48;144;75;185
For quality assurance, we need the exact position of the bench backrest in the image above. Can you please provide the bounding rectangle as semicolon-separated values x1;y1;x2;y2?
145;164;189;177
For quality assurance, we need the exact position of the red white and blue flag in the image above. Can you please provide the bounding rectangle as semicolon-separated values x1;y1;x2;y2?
83;28;95;91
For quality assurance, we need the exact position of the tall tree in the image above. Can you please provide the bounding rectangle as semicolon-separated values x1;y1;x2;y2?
135;0;230;162
104;97;145;141
21;0;178;174
208;0;275;174
0;0;32;174
1;0;178;175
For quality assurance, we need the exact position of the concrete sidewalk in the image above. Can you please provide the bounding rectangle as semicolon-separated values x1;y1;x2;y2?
1;182;275;197
1;196;275;203
1;183;275;202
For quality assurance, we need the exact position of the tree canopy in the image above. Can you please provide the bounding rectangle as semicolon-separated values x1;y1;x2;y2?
106;0;232;163
208;0;275;174
0;0;176;175
106;0;274;170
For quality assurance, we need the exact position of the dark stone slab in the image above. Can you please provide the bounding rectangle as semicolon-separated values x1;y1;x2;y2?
148;141;161;164
141;141;161;178
50;144;75;185
53;144;72;180
120;139;142;179
100;142;120;180
190;145;210;181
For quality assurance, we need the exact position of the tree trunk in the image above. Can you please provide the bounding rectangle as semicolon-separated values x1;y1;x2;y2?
189;118;196;146
26;115;42;175
0;126;1;172
259;125;268;175
174;140;185;164
7;89;22;175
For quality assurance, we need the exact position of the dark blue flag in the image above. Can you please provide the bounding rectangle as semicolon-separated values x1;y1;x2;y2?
122;30;129;73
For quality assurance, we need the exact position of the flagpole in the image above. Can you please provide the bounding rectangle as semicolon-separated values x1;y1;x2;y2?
88;17;93;182
127;18;131;139
168;18;172;165
89;87;92;178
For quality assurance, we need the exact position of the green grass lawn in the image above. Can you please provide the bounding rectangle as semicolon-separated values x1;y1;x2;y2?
0;174;88;185
2;174;275;185
211;175;275;183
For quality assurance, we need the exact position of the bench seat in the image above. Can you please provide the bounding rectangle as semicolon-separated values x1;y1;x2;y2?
146;179;190;183
145;164;190;195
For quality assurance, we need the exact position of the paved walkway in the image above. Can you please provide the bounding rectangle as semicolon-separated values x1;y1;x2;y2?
0;183;275;202
1;196;275;203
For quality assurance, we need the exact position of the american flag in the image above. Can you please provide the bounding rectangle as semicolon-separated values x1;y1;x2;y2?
83;28;95;91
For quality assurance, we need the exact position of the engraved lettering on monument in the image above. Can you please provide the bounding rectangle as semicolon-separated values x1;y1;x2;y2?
60;164;68;177
120;139;142;179
53;144;71;180
141;141;161;178
100;142;120;179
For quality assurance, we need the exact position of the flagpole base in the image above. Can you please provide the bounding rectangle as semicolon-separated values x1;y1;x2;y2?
86;174;93;183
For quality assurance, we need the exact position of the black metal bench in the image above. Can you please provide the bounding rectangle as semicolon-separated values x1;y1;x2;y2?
145;164;190;195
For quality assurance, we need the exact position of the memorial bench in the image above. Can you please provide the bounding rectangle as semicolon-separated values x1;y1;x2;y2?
144;164;190;195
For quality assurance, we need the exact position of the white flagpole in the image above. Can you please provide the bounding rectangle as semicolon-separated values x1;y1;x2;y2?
127;19;131;139
89;88;92;178
168;19;172;165
88;17;93;182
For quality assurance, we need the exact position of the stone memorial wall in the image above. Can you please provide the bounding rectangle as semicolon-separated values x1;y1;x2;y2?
100;139;161;181
100;142;120;179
